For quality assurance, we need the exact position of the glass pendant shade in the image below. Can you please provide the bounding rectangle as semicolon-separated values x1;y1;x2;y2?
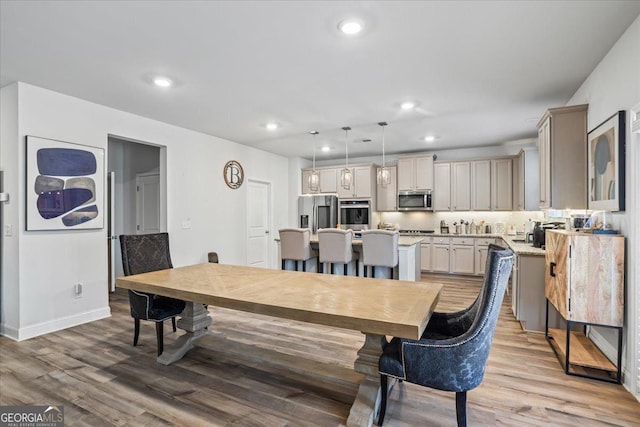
377;166;391;187
377;121;390;187
340;126;352;189
308;130;320;191
308;170;319;191
340;167;352;189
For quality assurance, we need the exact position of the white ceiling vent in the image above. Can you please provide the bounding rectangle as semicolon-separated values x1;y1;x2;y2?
632;103;640;134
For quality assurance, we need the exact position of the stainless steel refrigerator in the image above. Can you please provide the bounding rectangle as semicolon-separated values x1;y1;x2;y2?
298;195;338;233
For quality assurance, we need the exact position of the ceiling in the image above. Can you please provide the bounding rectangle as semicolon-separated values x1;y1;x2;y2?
2;1;639;161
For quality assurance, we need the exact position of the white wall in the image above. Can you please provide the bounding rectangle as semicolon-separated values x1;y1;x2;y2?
567;15;640;398
0;82;291;340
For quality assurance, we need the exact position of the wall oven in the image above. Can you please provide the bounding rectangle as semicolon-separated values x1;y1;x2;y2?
398;190;432;211
339;199;371;231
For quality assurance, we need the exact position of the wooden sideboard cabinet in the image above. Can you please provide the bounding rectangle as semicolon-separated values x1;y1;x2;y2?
544;229;625;382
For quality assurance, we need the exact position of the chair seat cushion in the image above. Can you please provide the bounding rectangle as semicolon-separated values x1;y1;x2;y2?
148;296;186;321
378;337;405;378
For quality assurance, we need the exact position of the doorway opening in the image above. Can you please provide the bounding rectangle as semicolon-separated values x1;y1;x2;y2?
107;136;166;291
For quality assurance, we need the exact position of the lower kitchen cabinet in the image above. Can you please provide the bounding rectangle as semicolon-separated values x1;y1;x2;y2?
420;239;432;272
474;238;495;276
431;237;451;273
450;237;474;274
511;253;560;332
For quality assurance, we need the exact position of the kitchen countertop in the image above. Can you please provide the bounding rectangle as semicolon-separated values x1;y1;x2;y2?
405;232;545;256
275;235;425;246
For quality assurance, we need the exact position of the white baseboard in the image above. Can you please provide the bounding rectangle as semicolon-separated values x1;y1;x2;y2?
1;307;111;341
588;327;634;391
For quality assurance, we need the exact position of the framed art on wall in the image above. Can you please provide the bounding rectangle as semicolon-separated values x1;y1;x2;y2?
587;111;625;211
26;135;105;230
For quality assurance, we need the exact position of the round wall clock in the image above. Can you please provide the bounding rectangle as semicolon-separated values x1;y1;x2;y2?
223;160;244;189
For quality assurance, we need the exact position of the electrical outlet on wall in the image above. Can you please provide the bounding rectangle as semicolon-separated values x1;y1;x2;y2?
74;283;83;298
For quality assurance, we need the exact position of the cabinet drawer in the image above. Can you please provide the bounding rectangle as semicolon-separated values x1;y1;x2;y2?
475;238;495;247
451;237;474;246
432;237;451;245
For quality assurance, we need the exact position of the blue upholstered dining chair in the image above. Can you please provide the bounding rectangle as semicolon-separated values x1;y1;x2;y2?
120;233;186;356
377;244;514;427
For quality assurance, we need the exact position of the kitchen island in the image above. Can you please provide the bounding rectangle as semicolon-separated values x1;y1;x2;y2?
276;235;424;281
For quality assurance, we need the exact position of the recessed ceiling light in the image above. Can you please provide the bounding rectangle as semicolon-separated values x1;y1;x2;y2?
338;19;364;35
153;76;173;88
266;122;279;130
424;135;436;143
401;102;416;110
321;146;331;152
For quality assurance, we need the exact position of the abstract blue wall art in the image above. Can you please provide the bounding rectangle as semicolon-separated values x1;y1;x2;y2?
26;136;104;230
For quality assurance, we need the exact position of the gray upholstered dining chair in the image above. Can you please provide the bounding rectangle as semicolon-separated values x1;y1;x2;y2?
361;229;399;279
317;228;359;275
377;244;514;427
120;233;186;356
279;228;318;272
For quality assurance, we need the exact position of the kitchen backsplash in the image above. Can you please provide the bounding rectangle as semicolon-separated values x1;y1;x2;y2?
377;211;546;234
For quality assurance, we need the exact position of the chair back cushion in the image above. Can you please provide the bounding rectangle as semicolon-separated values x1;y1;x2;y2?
361;229;399;267
120;233;173;276
318;228;354;263
379;244;513;392
279;228;313;261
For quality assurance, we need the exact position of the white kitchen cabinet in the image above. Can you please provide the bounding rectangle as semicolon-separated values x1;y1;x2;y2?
474;237;495;276
451;162;471;211
319;168;337;193
420;238;432;272
433;163;451;211
537;104;588;209
513;147;540;211
398;155;434;191
337;165;375;199
471;160;491;211
431;237;450;273
450;237;474;274
376;166;397;211
491;158;513;210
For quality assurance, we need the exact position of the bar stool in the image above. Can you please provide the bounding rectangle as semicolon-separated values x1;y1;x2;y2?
361;229;399;279
318;228;359;276
279;228;318;272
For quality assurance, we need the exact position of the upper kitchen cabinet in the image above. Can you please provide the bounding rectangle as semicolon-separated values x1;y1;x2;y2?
397;155;435;191
337;165;376;199
301;167;338;194
376;165;397;211
537;104;588;209
433;162;451;211
513;147;539;211
434;161;471;211
491;158;513;211
451;162;471;211
471;160;491;211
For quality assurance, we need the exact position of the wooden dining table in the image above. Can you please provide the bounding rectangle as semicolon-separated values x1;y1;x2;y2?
116;262;442;427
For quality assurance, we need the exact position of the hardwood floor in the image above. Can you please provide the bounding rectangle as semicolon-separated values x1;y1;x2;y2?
1;274;639;426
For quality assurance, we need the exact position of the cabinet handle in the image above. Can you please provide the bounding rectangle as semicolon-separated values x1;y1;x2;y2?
549;262;556;277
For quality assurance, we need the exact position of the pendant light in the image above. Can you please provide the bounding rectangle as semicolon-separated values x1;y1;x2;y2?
377;121;391;187
340;126;352;189
308;131;320;191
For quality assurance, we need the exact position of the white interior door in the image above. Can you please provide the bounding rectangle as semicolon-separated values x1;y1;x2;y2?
247;180;271;268
136;172;160;234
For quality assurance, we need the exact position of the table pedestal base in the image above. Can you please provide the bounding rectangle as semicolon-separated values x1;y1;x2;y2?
157;302;212;365
347;333;387;427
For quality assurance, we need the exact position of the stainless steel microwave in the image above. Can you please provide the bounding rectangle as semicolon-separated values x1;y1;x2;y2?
398;190;432;211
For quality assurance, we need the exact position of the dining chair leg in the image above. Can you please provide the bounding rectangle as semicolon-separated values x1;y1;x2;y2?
133;318;140;346
281;259;286;270
456;391;467;427
377;374;388;426
172;317;177;332
156;321;164;356
344;264;348;275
